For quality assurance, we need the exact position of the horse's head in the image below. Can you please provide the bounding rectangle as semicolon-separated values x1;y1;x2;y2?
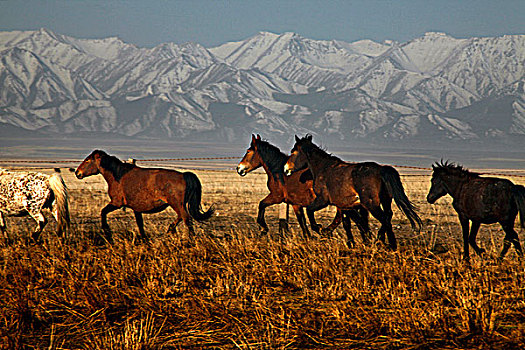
284;134;312;176
75;150;105;179
427;162;451;203
237;134;263;176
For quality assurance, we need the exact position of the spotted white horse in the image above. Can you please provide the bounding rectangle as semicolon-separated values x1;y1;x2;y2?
0;168;70;242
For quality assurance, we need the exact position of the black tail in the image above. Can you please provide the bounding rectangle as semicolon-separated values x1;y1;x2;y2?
512;185;525;228
380;166;422;230
183;172;214;222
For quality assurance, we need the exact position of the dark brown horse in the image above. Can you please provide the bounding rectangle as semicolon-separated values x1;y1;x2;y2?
284;135;421;250
75;150;213;244
427;161;525;260
237;134;369;245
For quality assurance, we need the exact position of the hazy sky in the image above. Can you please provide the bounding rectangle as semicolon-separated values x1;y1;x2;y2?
0;0;523;47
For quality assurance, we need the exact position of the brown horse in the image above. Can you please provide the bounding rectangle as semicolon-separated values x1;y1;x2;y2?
75;150;213;244
427;161;525;260
237;134;370;245
284;135;421;250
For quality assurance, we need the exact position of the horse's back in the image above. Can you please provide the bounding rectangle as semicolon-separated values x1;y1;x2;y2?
329;161;382;190
117;167;187;210
460;177;517;221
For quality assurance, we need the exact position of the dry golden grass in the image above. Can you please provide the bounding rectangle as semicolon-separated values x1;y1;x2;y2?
1;166;525;349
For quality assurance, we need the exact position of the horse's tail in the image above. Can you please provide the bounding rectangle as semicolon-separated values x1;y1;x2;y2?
512;185;525;228
380;165;422;231
48;173;71;236
183;172;214;222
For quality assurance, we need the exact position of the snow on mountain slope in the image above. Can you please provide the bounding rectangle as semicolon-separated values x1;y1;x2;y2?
438;35;525;96
0;28;524;147
335;39;389;57
210;31;372;89
0;47;104;106
394;32;468;74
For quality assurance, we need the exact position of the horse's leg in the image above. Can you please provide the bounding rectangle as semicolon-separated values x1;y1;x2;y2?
468;221;485;257
348;208;371;244
306;209;322;234
257;194;281;235
459;216;470;261
101;204;119;244
167;199;195;240
306;196;329;233
342;211;355;248
380;197;396;250
278;204;290;237
368;203;396;250
29;211;47;243
500;221;523;259
322;209;342;237
133;211;149;244
292;205;310;239
167;216;182;234
0;212;8;245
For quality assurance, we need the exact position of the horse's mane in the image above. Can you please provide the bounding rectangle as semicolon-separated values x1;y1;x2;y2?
432;160;479;178
255;139;288;174
95;150;136;181
299;136;343;166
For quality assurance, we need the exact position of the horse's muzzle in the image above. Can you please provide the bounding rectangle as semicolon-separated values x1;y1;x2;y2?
236;167;246;177
75;171;83;179
426;194;437;204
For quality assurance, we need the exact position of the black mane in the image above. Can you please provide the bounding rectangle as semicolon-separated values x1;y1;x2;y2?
95;150;136;181
298;137;343;166
255;139;289;182
432;160;479;178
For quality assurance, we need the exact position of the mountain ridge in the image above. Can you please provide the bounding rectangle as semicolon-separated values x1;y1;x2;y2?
0;28;524;149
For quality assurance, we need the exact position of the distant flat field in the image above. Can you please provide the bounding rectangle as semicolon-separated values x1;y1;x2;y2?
2;135;525;171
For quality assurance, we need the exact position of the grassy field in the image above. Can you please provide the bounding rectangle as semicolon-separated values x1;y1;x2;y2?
1;165;525;349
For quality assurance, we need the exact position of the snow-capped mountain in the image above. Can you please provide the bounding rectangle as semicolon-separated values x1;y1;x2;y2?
0;28;524;148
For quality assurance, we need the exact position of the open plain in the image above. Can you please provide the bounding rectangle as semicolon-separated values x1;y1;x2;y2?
1;162;525;349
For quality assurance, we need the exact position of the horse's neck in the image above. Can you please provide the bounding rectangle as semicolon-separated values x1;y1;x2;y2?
443;175;466;198
306;148;338;177
99;166;119;187
259;151;286;181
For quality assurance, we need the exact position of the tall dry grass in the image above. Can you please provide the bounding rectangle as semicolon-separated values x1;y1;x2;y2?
0;167;524;349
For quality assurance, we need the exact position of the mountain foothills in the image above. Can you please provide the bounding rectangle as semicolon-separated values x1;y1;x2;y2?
0;28;524;147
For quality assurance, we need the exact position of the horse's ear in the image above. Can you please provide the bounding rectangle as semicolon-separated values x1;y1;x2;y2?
251;134;256;143
256;134;261;140
295;135;300;142
306;134;312;141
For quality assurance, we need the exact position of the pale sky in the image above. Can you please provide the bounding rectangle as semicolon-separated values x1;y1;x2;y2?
0;0;523;47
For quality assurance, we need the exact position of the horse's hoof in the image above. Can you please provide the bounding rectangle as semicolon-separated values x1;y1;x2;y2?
311;225;321;234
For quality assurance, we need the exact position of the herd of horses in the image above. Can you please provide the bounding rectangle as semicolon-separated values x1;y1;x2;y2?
1;134;525;261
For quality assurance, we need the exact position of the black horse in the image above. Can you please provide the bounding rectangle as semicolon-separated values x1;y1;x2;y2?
427;161;525;260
